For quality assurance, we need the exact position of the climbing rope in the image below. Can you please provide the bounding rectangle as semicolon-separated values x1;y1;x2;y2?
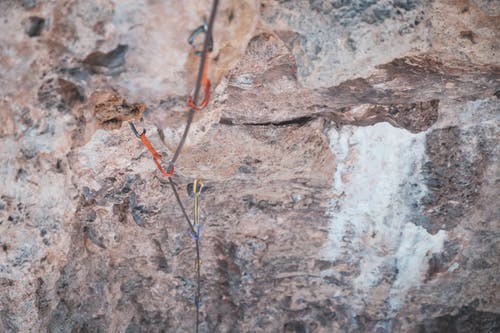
127;1;219;331
129;0;218;175
193;179;204;333
168;0;219;170
166;177;203;332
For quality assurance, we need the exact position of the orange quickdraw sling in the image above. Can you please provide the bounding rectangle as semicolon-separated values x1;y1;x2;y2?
188;56;211;111
129;122;174;177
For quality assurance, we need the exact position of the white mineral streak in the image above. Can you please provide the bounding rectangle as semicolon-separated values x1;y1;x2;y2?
324;122;447;311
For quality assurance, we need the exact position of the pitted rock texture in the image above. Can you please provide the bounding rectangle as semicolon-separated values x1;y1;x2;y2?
91;91;146;130
0;1;499;332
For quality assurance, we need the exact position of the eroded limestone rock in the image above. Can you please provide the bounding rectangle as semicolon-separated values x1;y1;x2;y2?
0;0;499;332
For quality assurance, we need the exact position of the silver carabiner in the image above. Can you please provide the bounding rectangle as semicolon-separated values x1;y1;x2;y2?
187;17;213;56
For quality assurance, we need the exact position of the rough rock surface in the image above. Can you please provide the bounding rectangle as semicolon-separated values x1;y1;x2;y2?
0;0;499;332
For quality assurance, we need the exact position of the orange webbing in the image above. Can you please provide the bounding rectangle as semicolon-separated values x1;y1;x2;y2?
188;57;211;111
140;133;174;177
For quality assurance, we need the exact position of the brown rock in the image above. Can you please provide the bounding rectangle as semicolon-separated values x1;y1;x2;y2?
0;0;498;332
91;91;146;129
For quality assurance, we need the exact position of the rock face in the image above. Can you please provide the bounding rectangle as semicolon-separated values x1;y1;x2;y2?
0;0;499;332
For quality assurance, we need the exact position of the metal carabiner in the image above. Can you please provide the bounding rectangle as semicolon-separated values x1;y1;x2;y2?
187;17;213;56
129;121;146;138
190;224;201;241
193;179;204;195
193;178;204;226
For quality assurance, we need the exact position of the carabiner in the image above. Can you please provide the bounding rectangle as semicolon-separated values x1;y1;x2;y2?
129;121;145;138
193;179;204;195
190;224;201;241
129;121;174;177
193;178;203;226
188;17;213;56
